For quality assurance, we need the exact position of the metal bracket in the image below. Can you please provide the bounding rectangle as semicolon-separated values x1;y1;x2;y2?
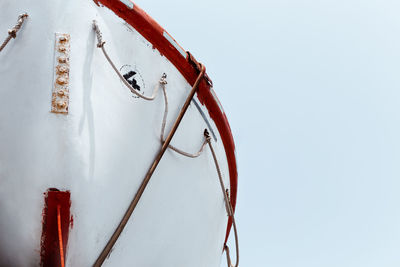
51;33;70;114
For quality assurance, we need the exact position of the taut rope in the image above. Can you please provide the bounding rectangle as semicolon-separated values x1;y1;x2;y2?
0;13;28;53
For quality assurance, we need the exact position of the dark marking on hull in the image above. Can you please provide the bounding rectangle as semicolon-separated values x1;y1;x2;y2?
123;70;141;91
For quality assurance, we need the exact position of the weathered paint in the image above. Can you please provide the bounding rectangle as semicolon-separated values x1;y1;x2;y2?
40;189;71;267
119;0;133;9
51;33;70;114
163;31;187;58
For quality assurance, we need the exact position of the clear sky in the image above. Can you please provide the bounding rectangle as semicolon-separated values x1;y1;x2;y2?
135;1;400;266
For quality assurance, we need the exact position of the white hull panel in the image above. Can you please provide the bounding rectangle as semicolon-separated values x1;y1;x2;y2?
0;1;236;266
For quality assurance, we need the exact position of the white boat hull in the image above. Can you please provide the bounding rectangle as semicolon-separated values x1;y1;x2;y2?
0;1;237;266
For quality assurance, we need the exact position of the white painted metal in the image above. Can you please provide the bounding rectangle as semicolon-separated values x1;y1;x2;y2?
0;1;231;267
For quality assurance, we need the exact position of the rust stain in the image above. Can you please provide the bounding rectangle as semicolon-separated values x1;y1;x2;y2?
51;33;70;114
40;189;71;267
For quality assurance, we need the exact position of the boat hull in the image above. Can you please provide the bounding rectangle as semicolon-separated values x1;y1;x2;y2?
0;1;236;266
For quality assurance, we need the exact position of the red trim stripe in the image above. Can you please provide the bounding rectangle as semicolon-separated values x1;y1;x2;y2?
40;190;71;267
94;0;238;243
57;205;65;267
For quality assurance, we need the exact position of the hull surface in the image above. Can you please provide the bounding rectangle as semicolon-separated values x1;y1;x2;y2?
0;1;237;266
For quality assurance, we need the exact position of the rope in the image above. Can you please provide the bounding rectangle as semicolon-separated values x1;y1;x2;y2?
204;130;239;267
0;13;28;53
57;205;65;267
93;20;161;100
92;19;232;266
93;59;206;266
159;76;207;158
93;19;206;158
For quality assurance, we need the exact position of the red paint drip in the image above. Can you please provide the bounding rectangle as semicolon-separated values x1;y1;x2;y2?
40;189;71;267
94;0;238;244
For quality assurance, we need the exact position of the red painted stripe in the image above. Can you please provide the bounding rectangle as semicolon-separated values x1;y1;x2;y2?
40;189;71;267
57;205;65;267
94;0;238;243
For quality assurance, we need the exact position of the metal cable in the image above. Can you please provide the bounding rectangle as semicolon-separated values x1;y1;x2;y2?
0;13;28;53
93;20;160;101
205;130;239;267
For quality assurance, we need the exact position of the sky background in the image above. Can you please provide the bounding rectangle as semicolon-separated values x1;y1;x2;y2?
135;1;400;266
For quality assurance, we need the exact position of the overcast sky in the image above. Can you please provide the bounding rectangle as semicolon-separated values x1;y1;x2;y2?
135;1;400;266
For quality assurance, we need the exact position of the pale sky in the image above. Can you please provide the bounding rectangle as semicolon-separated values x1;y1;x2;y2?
135;1;400;266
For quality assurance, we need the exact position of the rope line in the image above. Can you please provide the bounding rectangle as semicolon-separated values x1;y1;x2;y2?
160;78;207;158
0;13;28;53
93;20;160;100
92;44;206;266
93;19;206;158
91;19;236;266
205;130;239;267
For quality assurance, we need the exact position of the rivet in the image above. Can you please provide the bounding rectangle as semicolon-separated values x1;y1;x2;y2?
58;57;68;63
56;101;67;109
57;66;69;74
56;77;67;85
52;33;70;115
58;46;67;52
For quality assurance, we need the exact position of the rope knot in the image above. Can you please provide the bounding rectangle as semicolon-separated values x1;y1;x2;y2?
8;29;17;38
159;73;168;85
18;13;28;20
8;13;28;38
92;20;105;48
1;12;28;53
97;41;105;48
204;129;211;142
